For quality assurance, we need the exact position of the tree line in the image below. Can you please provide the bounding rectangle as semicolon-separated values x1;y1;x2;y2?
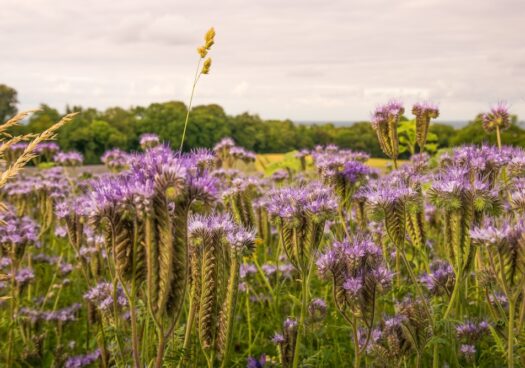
2;87;524;164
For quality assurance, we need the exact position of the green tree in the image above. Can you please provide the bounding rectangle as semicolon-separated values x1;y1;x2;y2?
0;84;18;122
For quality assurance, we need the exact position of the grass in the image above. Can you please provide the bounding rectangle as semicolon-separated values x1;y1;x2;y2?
255;151;403;175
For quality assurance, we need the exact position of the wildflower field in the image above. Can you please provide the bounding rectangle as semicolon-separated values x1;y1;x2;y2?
1;98;524;368
1;18;525;368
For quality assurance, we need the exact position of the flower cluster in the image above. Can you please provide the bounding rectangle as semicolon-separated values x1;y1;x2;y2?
0;209;40;259
64;349;101;368
412;102;439;149
482;102;511;133
139;133;160;150
318;234;392;321
420;259;455;296
100;148;129;171
19;303;81;324
371;100;404;160
84;282;128;313
54;151;84;166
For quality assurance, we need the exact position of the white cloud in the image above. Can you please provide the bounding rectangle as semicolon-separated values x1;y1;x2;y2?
0;0;524;121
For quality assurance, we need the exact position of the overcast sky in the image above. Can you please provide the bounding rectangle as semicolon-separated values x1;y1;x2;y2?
2;0;525;122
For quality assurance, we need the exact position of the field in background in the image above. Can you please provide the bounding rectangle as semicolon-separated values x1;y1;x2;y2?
255;152;400;175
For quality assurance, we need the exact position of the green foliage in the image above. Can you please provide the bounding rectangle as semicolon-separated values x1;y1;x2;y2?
0;84;18;122
5;93;525;164
398;119;438;155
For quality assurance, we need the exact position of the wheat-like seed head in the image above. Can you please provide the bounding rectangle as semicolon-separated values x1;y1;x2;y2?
0;109;39;137
0;112;77;190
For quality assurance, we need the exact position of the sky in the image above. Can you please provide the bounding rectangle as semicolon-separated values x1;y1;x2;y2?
2;0;525;122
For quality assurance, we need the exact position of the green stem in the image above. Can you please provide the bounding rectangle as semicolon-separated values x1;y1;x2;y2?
444;271;461;319
292;264;312;368
508;298;516;368
352;317;361;368
220;257;240;368
179;289;197;368
246;291;253;356
179;58;203;151
496;126;502;150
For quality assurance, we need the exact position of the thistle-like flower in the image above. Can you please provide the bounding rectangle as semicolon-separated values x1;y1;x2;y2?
54;151;83;167
412;102;439;150
139;133;160;150
371;100;405;162
272;317;298;368
266;182;337;271
188;213;255;365
101;148;129;172
420;259;455;296
482;102;511;133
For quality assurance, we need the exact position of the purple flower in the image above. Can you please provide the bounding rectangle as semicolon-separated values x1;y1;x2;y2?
459;344;476;360
101;148;129;171
213;137;235;152
247;354;266;368
139;133;160;149
309;298;327;321
343;276;363;297
271;333;285;344
456;320;489;341
64;349;101;368
240;263;257;279
420;260;455;296
284;317;298;331
262;264;277;277
84;282;127;312
266;182;337;221
54;151;83;166
189;213;255;254
14;268;35;285
482;101;511;133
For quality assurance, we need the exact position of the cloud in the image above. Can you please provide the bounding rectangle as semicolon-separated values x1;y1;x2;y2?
0;0;524;121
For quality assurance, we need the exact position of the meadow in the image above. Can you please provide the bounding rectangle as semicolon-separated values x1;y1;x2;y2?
0;98;524;368
1;27;525;368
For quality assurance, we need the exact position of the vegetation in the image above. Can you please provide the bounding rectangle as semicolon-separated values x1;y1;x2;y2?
2;86;524;164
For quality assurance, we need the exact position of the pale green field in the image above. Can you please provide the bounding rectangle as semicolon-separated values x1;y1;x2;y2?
255;152;402;175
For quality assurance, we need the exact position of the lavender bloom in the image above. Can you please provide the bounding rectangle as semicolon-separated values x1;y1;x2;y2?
420;260;455;296
343;276;363;298
230;146;256;163
34;141;60;162
64;349;101;368
54;151;83;166
213;137;235;152
271;333;285;344
371;100;404;159
139;133;160;149
19;303;81;324
84;282;127;312
456;320;489;341
240;263;257;279
482;102;511;133
247;354;266;368
412;101;439;149
14;268;35;285
459;344;476;361
271;169;289;183
266;182;337;222
318;234;391;323
101;148;129;171
189;148;218;172
262;264;277;277
0;209;40;257
284;317;298;330
189;213;255;255
308;298;327;321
